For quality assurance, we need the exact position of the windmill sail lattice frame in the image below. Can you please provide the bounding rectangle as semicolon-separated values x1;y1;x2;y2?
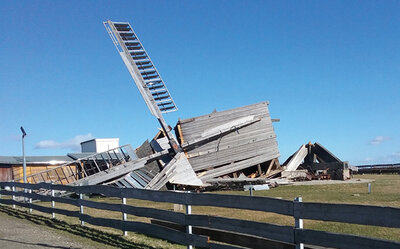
104;20;180;152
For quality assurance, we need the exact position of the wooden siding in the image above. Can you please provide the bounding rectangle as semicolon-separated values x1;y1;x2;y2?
11;164;77;183
176;102;280;179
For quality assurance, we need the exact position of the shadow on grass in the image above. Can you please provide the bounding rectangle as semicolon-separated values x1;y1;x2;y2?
0;205;158;249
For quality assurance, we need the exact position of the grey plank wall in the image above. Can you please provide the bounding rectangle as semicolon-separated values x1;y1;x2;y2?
177;102;280;179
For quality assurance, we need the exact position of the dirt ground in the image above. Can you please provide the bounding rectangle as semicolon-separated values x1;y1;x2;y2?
0;208;102;249
0;205;178;249
0;206;162;249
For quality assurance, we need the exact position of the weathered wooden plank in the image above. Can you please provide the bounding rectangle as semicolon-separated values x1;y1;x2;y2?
0;198;79;217
190;146;277;171
0;199;14;205
0;189;52;203
79;213;208;247
145;153;180;189
76;199;185;224
0;181;51;190
0;189;18;197
186;215;294;243
122;205;186;224
182;116;274;146
127;221;209;247
199;153;278;180
296;229;400;249
165;153;203;186
179;102;271;135
136;221;208;247
121;188;186;204
182;117;262;149
189;131;278;157
295;202;400;228
179;101;269;123
71;160;147;186
285;144;307;171
185;117;274;149
188;192;293;216
191;141;279;172
0;190;25;198
29;203;80;217
121;189;292;215
79;214;123;230
152;219;297;249
79;199;121;212
187;129;277;160
180;110;272;142
147;152;202;190
193;145;278;171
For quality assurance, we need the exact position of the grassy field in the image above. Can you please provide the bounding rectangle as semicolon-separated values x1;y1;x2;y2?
2;174;400;248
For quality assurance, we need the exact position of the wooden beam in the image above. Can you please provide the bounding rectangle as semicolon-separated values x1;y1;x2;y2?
295;202;400;228
186;214;294;243
151;219;296;249
266;159;275;176
257;164;263;176
296;229;400;249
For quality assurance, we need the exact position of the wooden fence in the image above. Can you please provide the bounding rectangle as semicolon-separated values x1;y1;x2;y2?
0;182;399;249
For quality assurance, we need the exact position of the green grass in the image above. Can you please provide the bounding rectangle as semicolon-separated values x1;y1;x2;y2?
3;174;400;246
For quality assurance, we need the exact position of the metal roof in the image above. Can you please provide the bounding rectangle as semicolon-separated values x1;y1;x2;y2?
66;153;97;160
0;156;73;165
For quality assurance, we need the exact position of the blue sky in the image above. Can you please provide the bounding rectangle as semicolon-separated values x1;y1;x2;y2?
1;1;399;165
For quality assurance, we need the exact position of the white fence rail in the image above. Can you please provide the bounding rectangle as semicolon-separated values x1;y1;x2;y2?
0;182;399;249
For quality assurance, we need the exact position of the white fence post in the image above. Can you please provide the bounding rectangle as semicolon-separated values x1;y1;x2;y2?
79;190;84;226
51;184;55;219
186;191;193;249
122;197;127;236
12;185;16;209
294;196;304;249
28;188;32;213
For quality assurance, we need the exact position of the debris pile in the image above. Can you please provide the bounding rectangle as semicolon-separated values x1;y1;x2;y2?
281;142;351;181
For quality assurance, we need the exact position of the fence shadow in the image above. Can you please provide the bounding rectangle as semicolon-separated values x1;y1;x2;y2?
0;205;160;249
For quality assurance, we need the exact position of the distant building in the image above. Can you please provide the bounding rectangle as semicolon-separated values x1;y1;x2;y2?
80;138;120;153
0;138;120;182
0;156;73;182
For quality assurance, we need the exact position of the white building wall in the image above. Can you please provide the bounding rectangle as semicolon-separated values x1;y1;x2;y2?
81;138;120;153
